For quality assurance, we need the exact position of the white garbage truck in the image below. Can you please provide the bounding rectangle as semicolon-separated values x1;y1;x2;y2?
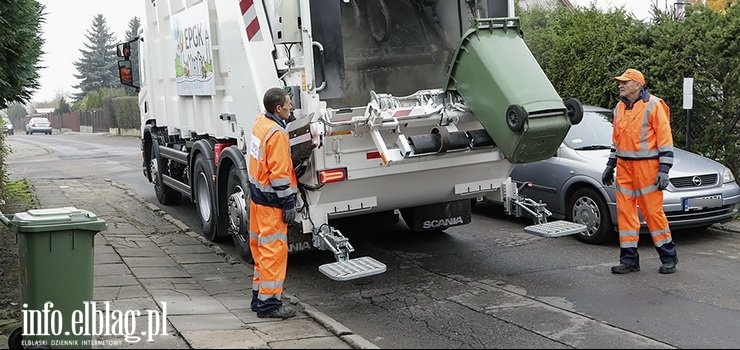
116;0;586;281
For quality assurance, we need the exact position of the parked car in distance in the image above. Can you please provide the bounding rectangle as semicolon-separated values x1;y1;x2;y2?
25;117;52;135
1;115;13;135
509;105;740;244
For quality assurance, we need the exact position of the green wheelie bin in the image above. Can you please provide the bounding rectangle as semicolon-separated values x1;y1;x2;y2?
445;18;583;164
1;207;107;349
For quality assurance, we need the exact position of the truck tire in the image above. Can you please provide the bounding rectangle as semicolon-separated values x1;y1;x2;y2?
567;187;614;245
506;104;527;132
150;144;181;205
226;166;253;264
194;154;219;241
564;98;584;125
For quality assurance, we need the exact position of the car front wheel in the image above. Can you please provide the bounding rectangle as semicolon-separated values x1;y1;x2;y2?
567;187;614;244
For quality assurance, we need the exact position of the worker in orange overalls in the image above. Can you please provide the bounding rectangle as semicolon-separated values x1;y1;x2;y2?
247;87;298;318
602;69;678;274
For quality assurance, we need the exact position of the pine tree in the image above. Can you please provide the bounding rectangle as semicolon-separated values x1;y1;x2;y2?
0;0;45;108
73;14;118;102
54;97;71;115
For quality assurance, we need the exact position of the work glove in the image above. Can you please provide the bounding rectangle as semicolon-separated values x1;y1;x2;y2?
601;166;615;186
282;206;297;224
655;172;670;191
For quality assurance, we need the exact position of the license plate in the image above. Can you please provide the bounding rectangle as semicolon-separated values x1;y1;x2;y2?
682;194;722;211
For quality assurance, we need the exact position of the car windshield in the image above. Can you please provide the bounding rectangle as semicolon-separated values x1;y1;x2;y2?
30;118;49;124
563;111;613;150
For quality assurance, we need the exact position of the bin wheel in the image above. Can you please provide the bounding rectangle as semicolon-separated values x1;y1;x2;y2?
8;326;22;349
506;104;528;132
564;98;584;125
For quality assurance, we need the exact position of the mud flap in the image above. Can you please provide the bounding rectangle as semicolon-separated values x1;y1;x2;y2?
401;199;471;231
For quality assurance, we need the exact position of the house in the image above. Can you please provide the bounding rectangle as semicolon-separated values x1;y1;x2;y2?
519;0;575;11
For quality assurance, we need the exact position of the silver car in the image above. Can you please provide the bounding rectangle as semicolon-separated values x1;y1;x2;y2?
511;105;740;244
1;115;13;135
25;117;52;135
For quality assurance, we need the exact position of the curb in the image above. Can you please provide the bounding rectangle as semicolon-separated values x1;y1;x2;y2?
109;180;378;349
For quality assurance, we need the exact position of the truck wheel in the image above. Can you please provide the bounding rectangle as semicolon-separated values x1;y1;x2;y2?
567;187;614;244
194;154;219;241
150;145;181;205
8;326;22;349
226;167;253;264
506;104;527;132
564;98;584;125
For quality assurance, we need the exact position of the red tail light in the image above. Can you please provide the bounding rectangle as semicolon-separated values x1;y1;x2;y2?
318;168;348;184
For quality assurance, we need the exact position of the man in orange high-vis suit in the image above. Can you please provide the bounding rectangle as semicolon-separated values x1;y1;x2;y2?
602;68;678;275
247;87;298;318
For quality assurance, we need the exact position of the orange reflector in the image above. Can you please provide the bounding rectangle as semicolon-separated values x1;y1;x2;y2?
329;130;352;136
366;151;381;159
319;168;348;184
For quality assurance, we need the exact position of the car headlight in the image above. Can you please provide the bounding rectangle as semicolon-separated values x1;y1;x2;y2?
723;167;736;184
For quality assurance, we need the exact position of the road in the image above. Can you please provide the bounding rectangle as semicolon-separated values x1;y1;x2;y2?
6;132;740;348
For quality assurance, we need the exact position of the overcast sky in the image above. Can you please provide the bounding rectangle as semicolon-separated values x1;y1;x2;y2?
31;0;666;103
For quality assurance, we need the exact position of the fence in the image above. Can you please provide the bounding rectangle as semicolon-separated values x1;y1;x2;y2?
79;109;111;132
20;109;113;134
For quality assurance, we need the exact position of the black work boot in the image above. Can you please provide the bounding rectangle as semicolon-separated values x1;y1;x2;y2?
611;263;640;274
659;255;678;274
657;242;678;274
251;291;258;312
257;305;296;319
612;247;640;274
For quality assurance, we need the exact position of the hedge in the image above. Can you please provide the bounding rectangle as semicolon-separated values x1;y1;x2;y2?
520;2;740;177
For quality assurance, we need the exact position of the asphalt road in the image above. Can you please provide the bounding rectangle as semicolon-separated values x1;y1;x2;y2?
6;132;740;348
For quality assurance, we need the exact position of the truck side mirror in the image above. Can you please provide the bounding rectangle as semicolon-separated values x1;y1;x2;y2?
118;60;138;90
117;42;131;59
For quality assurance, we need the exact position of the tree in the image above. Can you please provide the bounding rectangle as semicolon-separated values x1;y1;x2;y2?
6;104;27;122
54;97;71;115
73;14;118;102
0;1;45;108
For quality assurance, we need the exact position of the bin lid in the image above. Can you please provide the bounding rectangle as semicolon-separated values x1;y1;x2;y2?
9;207;107;233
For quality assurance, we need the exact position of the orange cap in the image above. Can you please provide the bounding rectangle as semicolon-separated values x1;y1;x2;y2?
613;68;645;86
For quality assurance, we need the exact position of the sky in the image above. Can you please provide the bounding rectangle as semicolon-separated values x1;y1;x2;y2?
31;0;668;103
568;0;675;21
33;0;145;102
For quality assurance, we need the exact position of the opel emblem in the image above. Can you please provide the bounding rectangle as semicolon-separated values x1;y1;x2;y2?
692;176;702;186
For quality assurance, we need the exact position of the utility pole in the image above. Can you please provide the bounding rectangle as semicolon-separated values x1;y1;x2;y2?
683;77;693;151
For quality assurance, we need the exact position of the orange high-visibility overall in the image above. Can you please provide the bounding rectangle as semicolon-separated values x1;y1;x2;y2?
247;113;297;311
608;90;677;266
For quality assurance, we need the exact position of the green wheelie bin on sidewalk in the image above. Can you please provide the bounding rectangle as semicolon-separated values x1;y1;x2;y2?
445;18;583;164
1;207;107;349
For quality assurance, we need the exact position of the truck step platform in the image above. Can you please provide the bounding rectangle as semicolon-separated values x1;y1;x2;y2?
319;256;387;281
524;220;587;238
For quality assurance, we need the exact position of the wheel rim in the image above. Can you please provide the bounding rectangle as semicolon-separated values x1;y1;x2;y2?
150;157;161;192
196;172;212;221
507;110;518;127
572;196;601;237
227;185;247;236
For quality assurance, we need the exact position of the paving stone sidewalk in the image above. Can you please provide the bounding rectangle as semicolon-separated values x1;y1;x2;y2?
30;177;378;349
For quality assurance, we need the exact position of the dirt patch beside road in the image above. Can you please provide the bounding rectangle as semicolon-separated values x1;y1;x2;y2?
0;179;36;341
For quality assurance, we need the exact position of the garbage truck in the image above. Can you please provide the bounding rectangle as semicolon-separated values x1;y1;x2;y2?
116;0;586;281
